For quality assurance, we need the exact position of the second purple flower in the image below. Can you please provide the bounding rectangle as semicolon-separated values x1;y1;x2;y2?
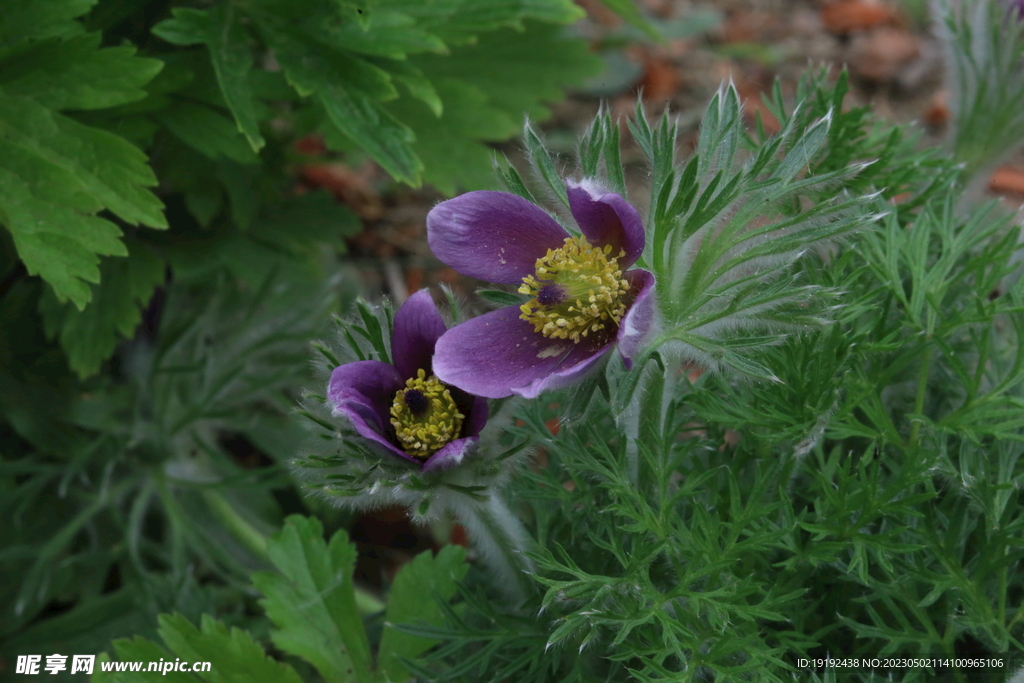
327;290;488;472
427;180;655;399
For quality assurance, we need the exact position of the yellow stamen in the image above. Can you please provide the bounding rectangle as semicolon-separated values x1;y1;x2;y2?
518;235;631;343
389;369;465;459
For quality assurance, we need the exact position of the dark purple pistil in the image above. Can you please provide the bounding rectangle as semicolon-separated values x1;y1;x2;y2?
537;283;566;307
404;389;429;416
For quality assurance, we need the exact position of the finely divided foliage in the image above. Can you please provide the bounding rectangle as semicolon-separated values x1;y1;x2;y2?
2;1;1024;682
384;75;1024;682
934;0;1024;180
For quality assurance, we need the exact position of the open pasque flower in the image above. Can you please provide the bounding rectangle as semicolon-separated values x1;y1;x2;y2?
427;181;655;399
327;290;488;471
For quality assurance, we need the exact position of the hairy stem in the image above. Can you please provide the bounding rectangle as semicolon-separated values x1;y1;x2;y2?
456;493;536;606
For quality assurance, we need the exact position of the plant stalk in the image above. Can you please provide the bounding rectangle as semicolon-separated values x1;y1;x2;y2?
455;493;536;606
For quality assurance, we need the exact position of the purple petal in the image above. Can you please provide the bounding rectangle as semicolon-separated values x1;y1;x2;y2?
392;289;447;379
327;360;421;465
433;307;613;399
567;180;645;269
465;395;489;436
427;191;568;284
449;387;490;439
328;360;404;425
420;435;480;473
342;407;422;466
617;269;657;369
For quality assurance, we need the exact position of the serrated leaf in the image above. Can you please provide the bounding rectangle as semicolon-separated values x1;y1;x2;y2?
251;516;374;683
387;22;600;194
317;87;422;185
184;184;224;228
386;79;515;194
0;166;124;310
257;21;398;101
255;21;421;185
249;190;361;255
412;22;602;120
390;0;585;43
150;8;209;46
205;4;265;151
158;102;259;163
215;161;261;229
0;33;163;110
0;94;166;307
377;545;468;683
157;613;305;683
377;58;443;117
152;6;265;151
0;0;93;59
385;22;598;192
0;96;166;226
38;242;164;378
301;7;447;59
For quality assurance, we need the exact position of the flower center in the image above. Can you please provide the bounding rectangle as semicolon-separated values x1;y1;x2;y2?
389;369;465;459
518;235;631;342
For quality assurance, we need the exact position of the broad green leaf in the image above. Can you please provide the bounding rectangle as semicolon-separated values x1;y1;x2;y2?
215;161;262;229
249;190;361;255
0;94;167;229
0;33;163;110
300;6;446;59
0;0;93;59
255;21;421;185
0;163;124;309
413;22;602;120
316;87;421;186
152;6;265;151
158;102;259;164
150;8;209;46
312;89;421;187
389;22;601;194
258;22;398;101
205;4;265;151
251;516;373;683
84;0;153;32
38;242;165;378
0;94;166;308
183;183;223;228
377;58;443;117
386;79;515;194
384;0;585;43
377;545;468;683
157;613;305;683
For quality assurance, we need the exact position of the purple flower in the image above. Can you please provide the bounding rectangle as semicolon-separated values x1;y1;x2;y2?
327;290;488;472
426;180;656;399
